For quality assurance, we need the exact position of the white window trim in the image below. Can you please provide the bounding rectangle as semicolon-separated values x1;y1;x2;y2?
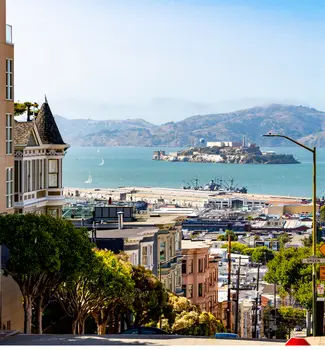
6;59;13;101
6;167;14;209
140;242;153;269
5;114;13;155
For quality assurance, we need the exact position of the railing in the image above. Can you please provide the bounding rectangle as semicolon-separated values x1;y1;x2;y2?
6;24;12;44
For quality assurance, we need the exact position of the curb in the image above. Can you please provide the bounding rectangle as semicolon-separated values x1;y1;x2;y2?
0;330;20;340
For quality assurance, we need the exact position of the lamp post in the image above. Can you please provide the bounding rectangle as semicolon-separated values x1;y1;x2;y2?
263;133;317;337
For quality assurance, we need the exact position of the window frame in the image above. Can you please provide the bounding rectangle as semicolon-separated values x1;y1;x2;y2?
6;167;14;209
48;159;59;188
6;59;13;100
5;114;13;155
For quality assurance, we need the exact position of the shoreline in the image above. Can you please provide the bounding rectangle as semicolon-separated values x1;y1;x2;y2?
64;186;306;208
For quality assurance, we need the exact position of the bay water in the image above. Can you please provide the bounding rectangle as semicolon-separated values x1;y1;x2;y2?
63;146;325;198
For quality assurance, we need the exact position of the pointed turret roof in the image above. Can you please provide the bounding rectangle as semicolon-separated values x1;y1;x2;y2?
35;98;65;145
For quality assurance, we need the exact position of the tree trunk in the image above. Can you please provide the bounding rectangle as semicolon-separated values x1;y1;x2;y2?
24;296;33;334
72;319;78;335
35;296;44;334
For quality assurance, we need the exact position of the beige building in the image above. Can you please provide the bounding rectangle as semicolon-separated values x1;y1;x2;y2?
14;99;68;216
181;240;219;316
0;0;23;332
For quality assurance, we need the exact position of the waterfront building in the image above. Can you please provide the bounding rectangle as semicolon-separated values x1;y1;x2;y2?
181;240;219;316
0;0;24;332
13;99;68;216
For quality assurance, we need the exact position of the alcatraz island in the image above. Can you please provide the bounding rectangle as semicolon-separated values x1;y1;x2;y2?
153;139;299;164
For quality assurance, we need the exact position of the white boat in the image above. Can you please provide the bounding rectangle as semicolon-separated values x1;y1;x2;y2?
85;174;93;184
99;158;104;166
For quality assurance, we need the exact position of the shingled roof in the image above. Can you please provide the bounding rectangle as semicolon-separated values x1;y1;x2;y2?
35;100;65;145
14;121;34;146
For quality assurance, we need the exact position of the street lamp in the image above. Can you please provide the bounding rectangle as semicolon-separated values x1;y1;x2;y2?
263;133;317;337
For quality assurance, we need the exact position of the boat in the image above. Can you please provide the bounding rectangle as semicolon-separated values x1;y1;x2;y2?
99;158;104;166
85;174;93;184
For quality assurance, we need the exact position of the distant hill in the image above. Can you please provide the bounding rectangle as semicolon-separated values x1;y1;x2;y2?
55;104;325;147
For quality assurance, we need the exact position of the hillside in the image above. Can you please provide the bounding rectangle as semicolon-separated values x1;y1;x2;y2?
55;104;325;147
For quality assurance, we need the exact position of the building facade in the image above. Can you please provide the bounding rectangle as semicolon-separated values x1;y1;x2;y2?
0;0;14;214
181;240;219;315
14;99;68;216
156;225;183;295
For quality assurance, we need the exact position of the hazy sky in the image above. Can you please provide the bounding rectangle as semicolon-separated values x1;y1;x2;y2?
7;0;325;123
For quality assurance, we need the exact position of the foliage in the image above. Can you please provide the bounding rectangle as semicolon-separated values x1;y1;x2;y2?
264;247;313;309
217;230;238;241
278;306;306;338
57;249;134;335
161;293;225;336
278;233;291;248
320;205;325;224
251;246;275;264
0;214;92;334
129;265;169;327
14;101;39;118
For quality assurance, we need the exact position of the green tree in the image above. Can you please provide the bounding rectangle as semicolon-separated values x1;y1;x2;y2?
57;249;133;335
278;306;306;338
0;214;92;334
129;266;169;327
251;246;275;264
264;247;312;309
14;101;39;119
217;230;238;241
320;205;325;224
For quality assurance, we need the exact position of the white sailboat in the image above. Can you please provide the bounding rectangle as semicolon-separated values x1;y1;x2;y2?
99;158;104;166
85;174;93;184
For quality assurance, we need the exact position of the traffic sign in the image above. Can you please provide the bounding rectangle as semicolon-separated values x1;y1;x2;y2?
320;266;325;281
320;243;325;256
302;256;325;264
285;338;310;346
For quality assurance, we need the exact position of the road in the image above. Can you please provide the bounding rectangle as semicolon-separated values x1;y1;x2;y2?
0;334;286;346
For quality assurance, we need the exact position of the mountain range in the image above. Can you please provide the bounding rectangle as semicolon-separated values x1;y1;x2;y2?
54;104;325;147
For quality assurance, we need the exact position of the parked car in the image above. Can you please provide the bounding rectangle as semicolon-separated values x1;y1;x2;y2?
215;333;239;339
120;327;168;335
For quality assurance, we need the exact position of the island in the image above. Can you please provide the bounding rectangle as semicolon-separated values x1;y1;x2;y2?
152;141;299;164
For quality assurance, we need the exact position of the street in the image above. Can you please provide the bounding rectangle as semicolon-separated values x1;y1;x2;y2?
0;334;286;346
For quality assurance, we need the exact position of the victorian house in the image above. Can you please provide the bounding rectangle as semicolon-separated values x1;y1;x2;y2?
13;98;68;216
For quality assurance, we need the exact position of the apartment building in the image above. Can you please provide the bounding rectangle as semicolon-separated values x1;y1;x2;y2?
181;240;219;316
157;225;183;295
0;0;14;214
13;99;68;216
0;0;24;332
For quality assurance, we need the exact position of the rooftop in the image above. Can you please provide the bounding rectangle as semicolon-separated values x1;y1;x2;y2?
182;239;211;250
93;227;159;239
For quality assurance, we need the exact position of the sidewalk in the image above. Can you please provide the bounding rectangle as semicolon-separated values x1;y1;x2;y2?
0;330;19;340
306;337;325;346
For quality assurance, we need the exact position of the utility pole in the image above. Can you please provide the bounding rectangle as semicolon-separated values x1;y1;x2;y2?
253;263;260;338
227;233;232;332
273;283;277;339
234;257;241;335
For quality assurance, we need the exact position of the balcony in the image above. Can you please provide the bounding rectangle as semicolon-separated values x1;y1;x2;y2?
6;24;13;44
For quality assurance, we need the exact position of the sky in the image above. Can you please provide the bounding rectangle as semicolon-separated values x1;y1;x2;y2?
7;0;325;123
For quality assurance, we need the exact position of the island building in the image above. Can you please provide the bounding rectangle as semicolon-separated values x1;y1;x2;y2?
0;0;24;332
13;99;68;216
181;240;219;316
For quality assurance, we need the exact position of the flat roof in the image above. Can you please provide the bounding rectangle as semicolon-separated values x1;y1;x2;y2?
182;239;211;250
93;227;158;239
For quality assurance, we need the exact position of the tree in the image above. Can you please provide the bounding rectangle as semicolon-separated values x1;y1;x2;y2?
320;205;325;224
129;266;169;327
14;101;39;120
278;306;306;338
0;214;92;334
57;249;134;335
251;246;275;264
217;230;238;241
264;247;312;309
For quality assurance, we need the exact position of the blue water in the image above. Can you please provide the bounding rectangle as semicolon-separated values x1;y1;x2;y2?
63;147;325;197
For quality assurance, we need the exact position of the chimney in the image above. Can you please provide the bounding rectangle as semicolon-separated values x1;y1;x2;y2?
117;211;124;230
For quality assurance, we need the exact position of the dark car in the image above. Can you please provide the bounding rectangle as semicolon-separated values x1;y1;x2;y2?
215;333;239;339
120;327;168;335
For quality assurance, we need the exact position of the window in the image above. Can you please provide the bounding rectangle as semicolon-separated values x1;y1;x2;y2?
6;59;13;100
160;241;166;262
6;168;13;208
182;260;187;274
198;259;203;273
48;159;58;188
198;283;203;297
6;114;12;155
189;260;193;274
188;284;193;298
182;284;187;297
